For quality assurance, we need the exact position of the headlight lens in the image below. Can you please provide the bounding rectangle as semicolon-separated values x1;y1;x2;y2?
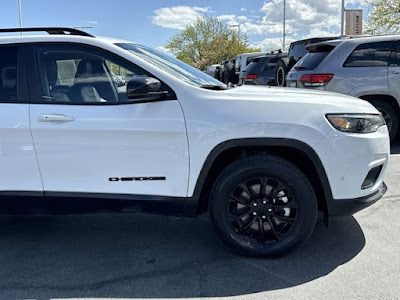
326;114;385;133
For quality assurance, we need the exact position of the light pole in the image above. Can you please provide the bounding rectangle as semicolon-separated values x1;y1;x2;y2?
18;0;23;35
283;0;286;51
341;0;345;35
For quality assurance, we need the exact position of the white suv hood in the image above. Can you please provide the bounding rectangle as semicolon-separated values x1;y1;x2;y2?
221;85;377;114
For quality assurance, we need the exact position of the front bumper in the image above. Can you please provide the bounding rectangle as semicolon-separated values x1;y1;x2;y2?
313;124;389;217
327;182;387;216
314;126;390;200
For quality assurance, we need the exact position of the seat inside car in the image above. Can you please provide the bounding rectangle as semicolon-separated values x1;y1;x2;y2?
70;59;118;103
45;59;70;102
0;66;17;101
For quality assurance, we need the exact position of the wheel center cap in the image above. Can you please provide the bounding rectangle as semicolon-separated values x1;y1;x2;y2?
252;201;273;215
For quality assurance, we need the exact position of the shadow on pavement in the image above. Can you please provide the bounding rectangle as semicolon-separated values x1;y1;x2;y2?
0;213;365;299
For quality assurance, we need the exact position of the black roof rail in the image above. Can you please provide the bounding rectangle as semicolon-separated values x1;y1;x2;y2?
0;27;94;37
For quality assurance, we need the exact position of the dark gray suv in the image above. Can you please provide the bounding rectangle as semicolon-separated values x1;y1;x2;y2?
287;35;400;141
242;53;288;86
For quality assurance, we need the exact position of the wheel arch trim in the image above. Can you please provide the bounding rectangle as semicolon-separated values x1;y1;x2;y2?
184;138;333;215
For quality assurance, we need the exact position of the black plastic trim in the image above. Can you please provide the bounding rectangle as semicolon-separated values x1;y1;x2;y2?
0;191;44;197
328;182;387;216
44;191;179;201
0;191;187;216
361;165;383;189
0;27;94;37
27;99;178;106
183;138;333;215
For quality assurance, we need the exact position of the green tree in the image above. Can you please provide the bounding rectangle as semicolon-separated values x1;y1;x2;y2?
166;16;260;70
366;0;400;33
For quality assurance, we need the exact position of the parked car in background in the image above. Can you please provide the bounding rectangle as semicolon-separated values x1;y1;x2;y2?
221;59;237;85
242;52;288;86
287;35;400;141
204;64;220;78
275;37;339;87
218;60;227;83
234;52;267;84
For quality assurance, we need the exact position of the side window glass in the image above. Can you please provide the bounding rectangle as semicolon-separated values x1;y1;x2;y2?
104;60;132;89
394;41;400;65
344;41;392;67
262;57;279;71
290;43;306;61
235;58;240;72
0;46;18;102
35;45;165;104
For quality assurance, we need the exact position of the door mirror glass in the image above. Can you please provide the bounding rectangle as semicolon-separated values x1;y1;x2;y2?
127;77;167;102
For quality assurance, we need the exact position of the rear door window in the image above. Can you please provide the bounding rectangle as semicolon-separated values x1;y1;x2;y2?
0;46;19;102
344;41;392;67
293;52;330;70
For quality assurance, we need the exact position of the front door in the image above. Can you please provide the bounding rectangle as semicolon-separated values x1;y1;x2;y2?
29;43;189;198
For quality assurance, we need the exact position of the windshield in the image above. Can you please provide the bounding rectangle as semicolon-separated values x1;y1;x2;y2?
116;43;226;89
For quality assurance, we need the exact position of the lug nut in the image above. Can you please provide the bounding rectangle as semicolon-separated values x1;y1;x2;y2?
262;200;267;205
253;212;257;216
253;203;257;207
268;208;273;212
262;215;266;219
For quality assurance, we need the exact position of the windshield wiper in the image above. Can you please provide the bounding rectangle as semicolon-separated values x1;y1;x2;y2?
200;84;227;90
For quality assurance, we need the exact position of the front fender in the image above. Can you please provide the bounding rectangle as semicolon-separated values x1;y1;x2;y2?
183;138;333;216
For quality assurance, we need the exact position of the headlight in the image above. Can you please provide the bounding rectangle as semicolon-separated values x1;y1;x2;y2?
326;114;385;133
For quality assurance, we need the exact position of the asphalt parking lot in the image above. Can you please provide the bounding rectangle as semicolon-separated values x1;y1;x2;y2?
0;143;399;300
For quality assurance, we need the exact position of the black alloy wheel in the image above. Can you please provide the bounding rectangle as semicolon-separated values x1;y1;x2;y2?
228;177;297;245
210;155;318;257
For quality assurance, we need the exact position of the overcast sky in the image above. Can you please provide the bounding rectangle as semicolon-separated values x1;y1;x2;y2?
1;0;368;51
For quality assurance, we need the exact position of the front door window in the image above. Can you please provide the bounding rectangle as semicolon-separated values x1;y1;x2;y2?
34;44;172;104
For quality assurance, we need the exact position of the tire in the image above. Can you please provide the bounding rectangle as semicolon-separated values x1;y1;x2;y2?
370;99;399;141
275;59;288;87
210;155;318;257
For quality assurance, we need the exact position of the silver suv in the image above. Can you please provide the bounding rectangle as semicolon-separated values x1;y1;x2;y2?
287;35;400;141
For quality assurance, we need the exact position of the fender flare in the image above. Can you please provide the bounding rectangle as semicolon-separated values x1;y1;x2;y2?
183;138;333;216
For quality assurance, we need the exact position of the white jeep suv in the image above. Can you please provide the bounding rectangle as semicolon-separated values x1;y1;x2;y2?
0;27;390;257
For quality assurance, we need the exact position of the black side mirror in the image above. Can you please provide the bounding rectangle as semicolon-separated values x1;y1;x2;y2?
126;76;168;102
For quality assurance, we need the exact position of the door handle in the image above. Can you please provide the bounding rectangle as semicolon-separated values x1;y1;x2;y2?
38;114;75;122
392;70;400;74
